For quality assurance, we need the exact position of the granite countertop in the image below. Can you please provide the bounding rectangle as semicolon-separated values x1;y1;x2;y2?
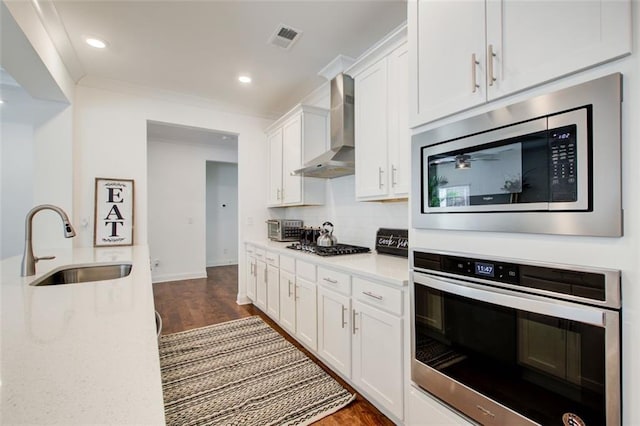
246;240;409;287
0;245;165;425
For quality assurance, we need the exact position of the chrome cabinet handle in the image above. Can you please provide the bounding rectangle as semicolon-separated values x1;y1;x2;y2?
362;291;383;301
250;263;254;275
281;188;285;200
264;266;267;283
487;44;497;87
277;188;281;200
288;280;293;297
266;257;275;262
341;306;347;328
378;167;384;189
471;53;480;93
352;310;358;334
323;277;338;284
391;165;398;187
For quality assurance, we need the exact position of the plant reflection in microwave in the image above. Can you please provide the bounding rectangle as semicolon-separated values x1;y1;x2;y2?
427;174;448;207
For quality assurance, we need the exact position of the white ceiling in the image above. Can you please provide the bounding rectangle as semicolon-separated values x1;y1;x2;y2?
47;0;407;118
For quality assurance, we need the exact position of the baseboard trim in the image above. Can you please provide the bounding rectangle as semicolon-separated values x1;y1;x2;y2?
152;271;207;283
207;260;239;267
236;295;252;305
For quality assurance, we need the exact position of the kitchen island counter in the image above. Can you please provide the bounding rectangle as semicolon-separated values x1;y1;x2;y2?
0;245;165;425
246;240;409;287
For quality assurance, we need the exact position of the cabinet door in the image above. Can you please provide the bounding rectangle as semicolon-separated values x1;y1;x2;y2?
246;256;256;301
295;277;317;351
407;386;474;426
486;0;631;101
282;115;303;205
266;264;280;320
267;129;283;206
318;287;352;378
355;58;389;199
279;269;296;334
352;301;403;419
388;42;410;198
410;0;486;126
255;260;267;311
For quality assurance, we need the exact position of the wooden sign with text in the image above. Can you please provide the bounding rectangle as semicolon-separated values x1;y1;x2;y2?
375;228;408;258
94;178;134;247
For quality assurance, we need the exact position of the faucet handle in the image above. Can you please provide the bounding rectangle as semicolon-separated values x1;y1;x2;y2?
36;256;56;262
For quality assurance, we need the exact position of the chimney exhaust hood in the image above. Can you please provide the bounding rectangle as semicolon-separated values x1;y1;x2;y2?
293;73;354;178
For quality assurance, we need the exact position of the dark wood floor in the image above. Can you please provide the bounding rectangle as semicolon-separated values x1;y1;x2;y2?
153;265;395;426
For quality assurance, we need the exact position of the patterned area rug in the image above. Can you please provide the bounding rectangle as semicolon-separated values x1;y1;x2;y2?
159;316;355;426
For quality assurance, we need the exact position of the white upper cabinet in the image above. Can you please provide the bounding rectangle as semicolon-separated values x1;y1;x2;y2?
266;104;328;207
486;0;632;100
351;26;410;201
409;0;631;127
410;0;486;127
354;59;389;199
267;129;284;205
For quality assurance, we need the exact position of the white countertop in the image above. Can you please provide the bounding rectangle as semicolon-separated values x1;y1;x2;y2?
246;240;409;287
0;245;165;425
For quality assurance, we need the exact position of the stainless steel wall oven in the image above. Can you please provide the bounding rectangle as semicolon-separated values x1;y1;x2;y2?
411;249;621;425
411;73;622;236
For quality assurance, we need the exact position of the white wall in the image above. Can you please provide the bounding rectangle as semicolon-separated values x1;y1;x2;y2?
206;162;238;267
73;85;271;301
147;137;237;283
409;8;640;424
1;122;33;259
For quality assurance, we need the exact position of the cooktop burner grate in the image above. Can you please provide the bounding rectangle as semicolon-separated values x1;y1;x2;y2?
286;243;370;256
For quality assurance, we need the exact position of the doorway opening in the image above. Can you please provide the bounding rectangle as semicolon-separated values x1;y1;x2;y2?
206;161;238;267
146;120;238;284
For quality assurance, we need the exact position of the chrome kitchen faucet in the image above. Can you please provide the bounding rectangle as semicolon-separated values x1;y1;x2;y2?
21;204;76;276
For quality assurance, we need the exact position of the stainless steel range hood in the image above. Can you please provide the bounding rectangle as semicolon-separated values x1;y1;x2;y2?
293;73;354;178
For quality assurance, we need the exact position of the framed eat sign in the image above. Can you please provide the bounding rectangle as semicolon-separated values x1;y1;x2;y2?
94;178;135;247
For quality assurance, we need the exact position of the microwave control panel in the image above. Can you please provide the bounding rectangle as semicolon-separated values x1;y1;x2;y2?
549;124;578;202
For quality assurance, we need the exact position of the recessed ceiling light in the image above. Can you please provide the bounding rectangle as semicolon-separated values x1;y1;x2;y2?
85;37;107;49
238;75;252;84
0;99;4;104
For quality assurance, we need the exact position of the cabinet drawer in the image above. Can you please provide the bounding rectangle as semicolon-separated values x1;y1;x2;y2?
254;248;265;259
246;244;255;255
265;251;279;267
318;267;351;296
280;255;295;273
353;277;402;316
296;260;316;282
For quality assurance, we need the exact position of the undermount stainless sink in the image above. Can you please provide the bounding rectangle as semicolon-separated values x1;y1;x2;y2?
30;263;133;286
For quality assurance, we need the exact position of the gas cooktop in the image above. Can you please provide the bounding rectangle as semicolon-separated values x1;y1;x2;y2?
286;243;371;257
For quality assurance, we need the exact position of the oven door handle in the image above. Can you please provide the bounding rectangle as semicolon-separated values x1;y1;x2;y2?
412;271;614;327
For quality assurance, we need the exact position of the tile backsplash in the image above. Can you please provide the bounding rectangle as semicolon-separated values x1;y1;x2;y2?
284;175;408;248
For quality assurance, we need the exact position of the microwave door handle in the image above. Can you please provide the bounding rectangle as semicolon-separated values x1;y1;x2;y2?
412;272;608;327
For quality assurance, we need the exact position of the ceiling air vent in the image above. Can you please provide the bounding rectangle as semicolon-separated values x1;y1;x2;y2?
268;24;302;50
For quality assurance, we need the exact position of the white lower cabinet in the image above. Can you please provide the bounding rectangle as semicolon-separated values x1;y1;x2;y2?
266;264;279;320
279;269;296;334
295;277;317;351
246;254;256;301
318;287;352;378
407;385;474;426
352;300;403;419
255;259;267;311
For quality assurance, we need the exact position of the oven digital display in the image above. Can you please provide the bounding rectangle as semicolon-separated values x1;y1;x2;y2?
475;262;495;277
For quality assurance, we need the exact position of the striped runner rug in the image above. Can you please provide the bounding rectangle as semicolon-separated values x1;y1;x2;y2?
159;316;356;425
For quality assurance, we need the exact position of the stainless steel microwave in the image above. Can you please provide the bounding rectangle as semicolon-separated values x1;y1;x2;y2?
411;73;622;237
